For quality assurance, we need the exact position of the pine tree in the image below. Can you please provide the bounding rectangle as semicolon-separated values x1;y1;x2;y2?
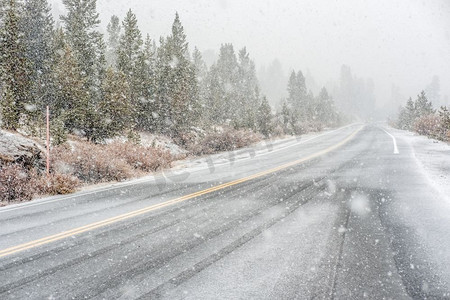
61;0;105;99
285;70;308;133
192;47;208;127
203;63;225;125
50;116;67;145
155;13;199;136
117;9;142;79
52;27;66;55
0;0;5;25
257;96;273;137
99;68;132;138
286;71;299;124
0;0;32;130
281;100;290;129
53;44;87;125
134;34;157;130
49;27;67;127
21;0;55;124
414;90;434;117
116;9;143;127
22;0;54;82
305;89;315;122
398;97;415;130
106;15;120;67
318;87;338;126
235;47;260;129
203;43;238;125
53;44;104;142
192;47;207;81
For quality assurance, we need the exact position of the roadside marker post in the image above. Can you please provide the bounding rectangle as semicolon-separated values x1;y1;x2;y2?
46;106;50;177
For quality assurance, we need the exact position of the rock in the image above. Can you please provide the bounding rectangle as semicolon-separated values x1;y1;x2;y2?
0;130;45;169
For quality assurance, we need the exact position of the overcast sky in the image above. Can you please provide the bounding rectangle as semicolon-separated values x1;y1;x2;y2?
51;0;450;108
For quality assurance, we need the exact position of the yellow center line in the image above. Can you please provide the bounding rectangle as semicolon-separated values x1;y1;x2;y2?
0;125;364;258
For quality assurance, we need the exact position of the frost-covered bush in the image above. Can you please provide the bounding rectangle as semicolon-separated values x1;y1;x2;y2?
438;107;450;142
413;109;450;142
304;121;324;133
107;142;174;172
36;173;80;195
51;141;174;183
413;114;442;138
0;164;35;203
188;128;262;156
51;143;134;183
0;163;81;204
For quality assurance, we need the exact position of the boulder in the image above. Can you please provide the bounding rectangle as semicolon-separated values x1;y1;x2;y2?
0;130;45;169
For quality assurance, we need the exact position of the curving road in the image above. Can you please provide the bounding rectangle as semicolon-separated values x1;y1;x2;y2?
0;124;449;299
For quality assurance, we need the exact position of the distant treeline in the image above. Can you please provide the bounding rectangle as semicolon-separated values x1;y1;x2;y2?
0;0;342;144
394;91;450;141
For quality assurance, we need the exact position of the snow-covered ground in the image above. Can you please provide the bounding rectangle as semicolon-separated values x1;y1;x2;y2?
384;126;450;293
390;127;450;204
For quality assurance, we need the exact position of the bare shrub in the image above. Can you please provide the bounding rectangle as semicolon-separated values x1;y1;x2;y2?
51;141;174;184
36;173;80;195
0;164;35;203
51;143;134;183
413;114;443;140
188;128;262;156
304;121;324;132
107;142;174;172
438;107;450;142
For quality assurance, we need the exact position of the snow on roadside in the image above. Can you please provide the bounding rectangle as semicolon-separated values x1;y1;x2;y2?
138;132;187;156
392;128;450;204
104;132;187;157
172;126;351;171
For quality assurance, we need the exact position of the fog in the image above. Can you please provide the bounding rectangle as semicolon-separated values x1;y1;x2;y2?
51;0;450;117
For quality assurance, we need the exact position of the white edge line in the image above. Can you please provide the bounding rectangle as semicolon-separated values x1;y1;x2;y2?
382;129;399;154
0;123;361;214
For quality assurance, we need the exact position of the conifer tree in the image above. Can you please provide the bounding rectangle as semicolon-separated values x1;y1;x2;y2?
281;100;290;129
414;90;434;117
257;96;273;137
192;47;209;127
192;47;207;81
117;9;142;80
155;13;199;136
0;0;7;27
315;87;336;126
0;0;32;130
61;0;105;99
22;0;54;82
203;63;224;125
106;15;120;67
235;47;260;129
204;43;238;124
116;9;143;126
99;68;132;138
21;0;55;123
398;97;415;130
53;44;89;132
286;70;308;127
134;34;157;130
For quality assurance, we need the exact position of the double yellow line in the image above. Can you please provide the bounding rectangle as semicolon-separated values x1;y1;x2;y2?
0;125;364;258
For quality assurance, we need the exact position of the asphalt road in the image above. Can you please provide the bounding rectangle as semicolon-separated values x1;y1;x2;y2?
0;124;449;299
